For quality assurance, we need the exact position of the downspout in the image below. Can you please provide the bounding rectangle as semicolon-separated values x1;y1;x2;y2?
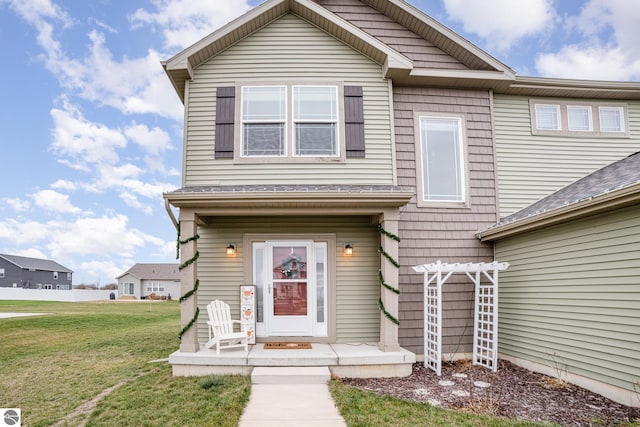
165;199;179;231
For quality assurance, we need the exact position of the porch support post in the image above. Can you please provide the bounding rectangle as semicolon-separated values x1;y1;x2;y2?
378;209;400;352
179;209;199;352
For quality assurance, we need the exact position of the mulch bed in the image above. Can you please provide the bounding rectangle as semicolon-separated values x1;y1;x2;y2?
341;360;640;426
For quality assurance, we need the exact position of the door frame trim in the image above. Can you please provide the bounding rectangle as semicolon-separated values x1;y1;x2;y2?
244;233;336;342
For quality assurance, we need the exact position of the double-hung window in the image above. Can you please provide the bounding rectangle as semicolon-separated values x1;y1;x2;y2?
293;86;338;156
240;84;339;159
416;114;466;205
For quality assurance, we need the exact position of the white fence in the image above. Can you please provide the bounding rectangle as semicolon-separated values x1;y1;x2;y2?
0;288;118;302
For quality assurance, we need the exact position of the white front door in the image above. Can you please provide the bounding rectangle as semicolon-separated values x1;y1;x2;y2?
266;241;314;336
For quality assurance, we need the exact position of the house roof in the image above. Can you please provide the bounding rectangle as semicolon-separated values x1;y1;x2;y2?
162;0;640;101
117;263;180;281
478;151;640;241
162;0;516;102
0;254;73;273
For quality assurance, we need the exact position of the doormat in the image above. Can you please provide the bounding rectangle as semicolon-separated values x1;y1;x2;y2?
264;342;312;350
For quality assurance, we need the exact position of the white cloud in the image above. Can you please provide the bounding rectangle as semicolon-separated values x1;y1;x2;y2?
50;102;126;170
120;192;153;215
6;1;182;120
536;46;640;81
10;248;49;260
47;214;156;259
442;0;555;51
31;189;83;215
51;179;77;191
5;0;72;25
0;219;50;246
537;0;640;80
130;0;252;50
125;123;173;155
4;197;31;212
78;259;127;285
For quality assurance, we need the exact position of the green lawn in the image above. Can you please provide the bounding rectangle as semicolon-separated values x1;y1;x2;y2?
1;300;611;427
0;300;249;426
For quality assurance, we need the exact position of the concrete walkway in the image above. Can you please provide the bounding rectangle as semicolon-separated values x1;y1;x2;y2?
238;367;347;427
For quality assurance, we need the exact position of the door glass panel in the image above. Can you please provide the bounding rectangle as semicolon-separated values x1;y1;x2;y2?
273;282;307;316
272;246;307;316
316;244;325;323
253;245;264;322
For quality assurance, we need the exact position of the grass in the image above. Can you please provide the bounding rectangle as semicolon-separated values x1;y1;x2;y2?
4;300;628;426
330;380;554;427
0;300;250;426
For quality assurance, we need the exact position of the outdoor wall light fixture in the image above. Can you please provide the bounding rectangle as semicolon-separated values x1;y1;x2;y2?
343;243;353;256
226;244;236;256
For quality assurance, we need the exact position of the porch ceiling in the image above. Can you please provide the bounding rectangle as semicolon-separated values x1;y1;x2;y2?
164;185;414;217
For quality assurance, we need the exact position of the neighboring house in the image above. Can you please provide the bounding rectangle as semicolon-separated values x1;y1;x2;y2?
0;254;73;290
116;263;180;300
478;152;640;406
160;0;639;405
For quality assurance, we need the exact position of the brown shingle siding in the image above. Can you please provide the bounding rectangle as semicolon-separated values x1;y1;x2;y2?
393;86;498;355
316;0;469;70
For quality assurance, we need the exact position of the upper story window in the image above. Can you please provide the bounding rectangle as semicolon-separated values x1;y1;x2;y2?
415;113;467;206
0;268;4;278
567;106;593;131
534;104;561;131
599;107;625;132
240;84;339;159
53;271;58;280
530;99;629;137
67;272;72;280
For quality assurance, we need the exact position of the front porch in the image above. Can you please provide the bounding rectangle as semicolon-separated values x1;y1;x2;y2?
170;342;416;378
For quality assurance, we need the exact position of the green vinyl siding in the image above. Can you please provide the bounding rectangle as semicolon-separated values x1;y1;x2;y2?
495;205;640;393
493;95;640;217
193;216;380;344
184;13;394;187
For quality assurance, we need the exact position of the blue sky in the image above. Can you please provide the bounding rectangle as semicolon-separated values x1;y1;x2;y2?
1;0;639;285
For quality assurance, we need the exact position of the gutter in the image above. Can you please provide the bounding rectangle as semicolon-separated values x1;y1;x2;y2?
165;199;179;231
478;182;640;241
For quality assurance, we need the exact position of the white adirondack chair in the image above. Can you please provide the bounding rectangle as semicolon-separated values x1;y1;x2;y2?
206;300;250;355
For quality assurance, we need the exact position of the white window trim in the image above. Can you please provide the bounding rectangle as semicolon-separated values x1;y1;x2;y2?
235;81;344;163
0;268;4;278
414;112;469;207
530;99;629;137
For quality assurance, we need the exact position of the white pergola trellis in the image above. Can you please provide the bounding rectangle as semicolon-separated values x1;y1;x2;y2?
412;260;509;376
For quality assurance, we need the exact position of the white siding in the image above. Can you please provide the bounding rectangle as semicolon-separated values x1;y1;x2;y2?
495;205;640;394
494;95;640;217
184;13;394;186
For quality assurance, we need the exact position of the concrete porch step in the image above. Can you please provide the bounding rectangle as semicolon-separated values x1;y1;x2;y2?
251;366;331;385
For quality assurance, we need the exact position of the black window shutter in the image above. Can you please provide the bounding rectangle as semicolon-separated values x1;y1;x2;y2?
215;87;235;159
344;86;365;158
